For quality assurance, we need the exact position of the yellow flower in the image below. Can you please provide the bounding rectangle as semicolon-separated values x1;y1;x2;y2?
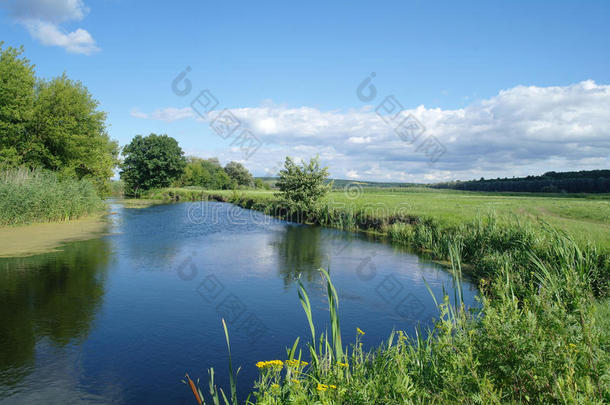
337;362;348;368
316;383;328;392
256;360;284;370
271;383;280;391
357;327;365;335
285;359;308;368
291;379;300;384
329;384;337;389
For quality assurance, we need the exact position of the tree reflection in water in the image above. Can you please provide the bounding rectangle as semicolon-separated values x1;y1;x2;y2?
0;238;110;387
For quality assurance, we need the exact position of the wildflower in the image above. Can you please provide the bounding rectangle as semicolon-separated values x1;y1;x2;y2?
285;359;308;368
316;383;328;392
256;360;284;370
329;384;337;389
337;362;348;368
271;383;280;391
291;379;300;384
357;327;365;335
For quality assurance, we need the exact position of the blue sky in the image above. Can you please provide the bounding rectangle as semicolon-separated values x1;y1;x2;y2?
1;0;609;182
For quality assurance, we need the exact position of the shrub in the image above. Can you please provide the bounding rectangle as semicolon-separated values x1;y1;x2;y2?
275;156;331;211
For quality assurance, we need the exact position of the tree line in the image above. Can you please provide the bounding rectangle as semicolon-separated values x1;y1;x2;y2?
432;170;610;193
0;43;268;199
119;133;266;196
119;133;332;209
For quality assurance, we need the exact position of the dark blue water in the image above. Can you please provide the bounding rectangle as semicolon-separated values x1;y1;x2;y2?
0;202;477;404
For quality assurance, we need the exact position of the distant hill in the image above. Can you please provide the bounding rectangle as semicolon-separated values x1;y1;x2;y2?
431;170;610;193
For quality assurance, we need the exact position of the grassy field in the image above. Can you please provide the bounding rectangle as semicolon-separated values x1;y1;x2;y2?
141;187;610;249
323;188;610;248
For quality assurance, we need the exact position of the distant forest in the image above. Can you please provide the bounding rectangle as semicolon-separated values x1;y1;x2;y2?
432;170;610;193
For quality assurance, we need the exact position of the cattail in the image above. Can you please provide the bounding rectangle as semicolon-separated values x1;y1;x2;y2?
185;373;202;405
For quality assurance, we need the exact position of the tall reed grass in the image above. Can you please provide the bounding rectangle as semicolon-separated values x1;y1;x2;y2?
0;168;104;226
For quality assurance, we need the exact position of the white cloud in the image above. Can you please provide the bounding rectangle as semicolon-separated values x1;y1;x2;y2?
1;0;99;54
346;170;360;179
255;117;278;134
130;107;195;122
347;136;373;144
23;20;98;55
134;81;610;182
5;0;87;22
129;109;149;119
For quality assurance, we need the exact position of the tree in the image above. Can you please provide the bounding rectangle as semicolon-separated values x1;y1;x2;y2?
178;157;213;187
275;156;330;209
176;157;234;189
29;74;118;194
224;161;254;186
199;158;231;189
0;43;35;169
120;134;186;196
0;43;118;193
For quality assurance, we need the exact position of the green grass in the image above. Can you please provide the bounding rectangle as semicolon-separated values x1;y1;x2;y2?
318;188;609;247
0;168;104;226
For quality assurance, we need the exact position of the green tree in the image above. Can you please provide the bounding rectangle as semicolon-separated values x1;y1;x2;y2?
0;43;118;193
254;178;264;189
177;157;213;187
0;43;35;169
29;74;118;194
224;161;254;186
120;134;186;196
176;157;233;189
214;168;233;189
275;156;330;209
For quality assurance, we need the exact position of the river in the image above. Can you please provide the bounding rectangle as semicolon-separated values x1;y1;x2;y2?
0;201;477;404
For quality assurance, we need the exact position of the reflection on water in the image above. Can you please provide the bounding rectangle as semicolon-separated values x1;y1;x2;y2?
0;238;110;388
275;225;324;286
0;202;477;404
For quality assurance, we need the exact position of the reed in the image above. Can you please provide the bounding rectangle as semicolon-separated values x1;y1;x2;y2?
0;167;104;226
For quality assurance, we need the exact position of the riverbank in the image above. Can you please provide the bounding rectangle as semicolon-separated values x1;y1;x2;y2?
138;186;610;248
132;187;609;403
135;187;610;295
0;214;109;258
